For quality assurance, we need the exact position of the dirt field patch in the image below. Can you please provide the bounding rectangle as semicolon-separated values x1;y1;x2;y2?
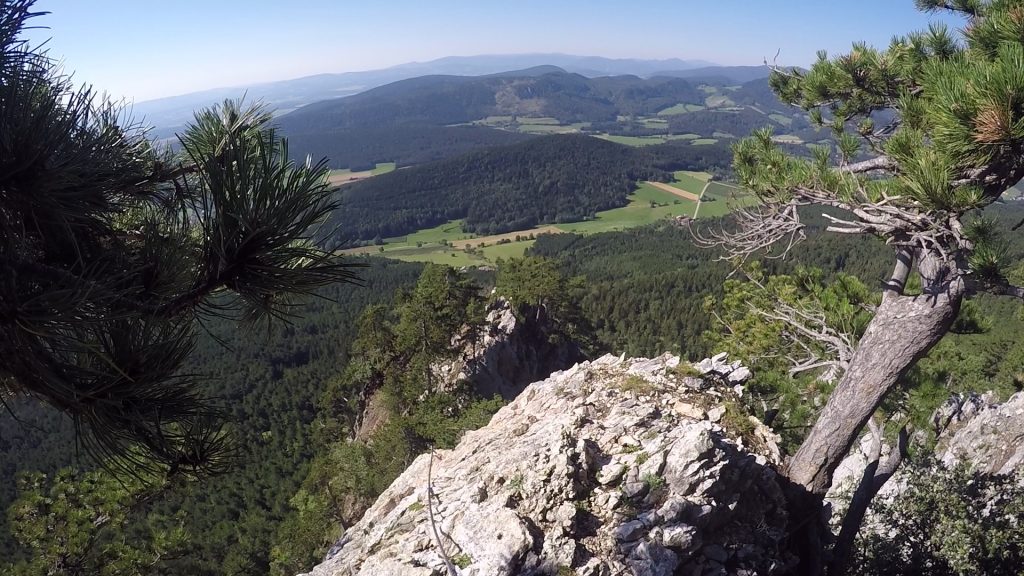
645;181;703;202
328;170;374;186
447;226;564;249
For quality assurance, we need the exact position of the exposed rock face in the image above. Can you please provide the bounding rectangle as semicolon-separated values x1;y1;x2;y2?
828;390;1024;519
301;353;795;576
355;298;582;442
937;391;1024;475
438;298;585;400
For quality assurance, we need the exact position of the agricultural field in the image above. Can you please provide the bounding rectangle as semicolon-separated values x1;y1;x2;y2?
339;173;751;265
704;95;734;108
657;103;705;116
670;171;710;195
697;181;757;218
594;133;705;147
517;123;578;134
556;182;699;235
328;162;396;186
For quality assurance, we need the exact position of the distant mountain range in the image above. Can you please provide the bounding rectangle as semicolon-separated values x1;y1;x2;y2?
131;54;770;134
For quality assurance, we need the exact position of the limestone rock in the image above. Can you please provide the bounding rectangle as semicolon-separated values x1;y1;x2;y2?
938;391;1024;475
300;354;793;575
435;298;585;400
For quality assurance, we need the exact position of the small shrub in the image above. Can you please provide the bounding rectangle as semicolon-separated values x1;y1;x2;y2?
642;472;666;492
620;374;656;394
854;460;1024;576
507;473;525;494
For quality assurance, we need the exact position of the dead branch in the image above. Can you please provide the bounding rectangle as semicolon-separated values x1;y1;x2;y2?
738;272;854;380
688;201;805;263
828;417;910;576
426;449;457;576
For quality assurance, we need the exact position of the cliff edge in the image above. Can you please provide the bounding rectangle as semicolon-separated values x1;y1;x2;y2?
301;353;794;576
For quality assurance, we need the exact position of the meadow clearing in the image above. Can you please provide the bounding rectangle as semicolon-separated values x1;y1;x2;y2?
339;170;752;265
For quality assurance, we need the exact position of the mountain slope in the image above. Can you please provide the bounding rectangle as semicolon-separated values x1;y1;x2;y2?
132;55;721;131
275;68;706;134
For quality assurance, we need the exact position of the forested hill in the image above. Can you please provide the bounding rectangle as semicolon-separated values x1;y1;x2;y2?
284;125;534;172
324;134;701;245
276;67;706;133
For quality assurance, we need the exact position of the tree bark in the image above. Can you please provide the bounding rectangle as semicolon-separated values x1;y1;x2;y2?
783;251;964;576
785;278;961;495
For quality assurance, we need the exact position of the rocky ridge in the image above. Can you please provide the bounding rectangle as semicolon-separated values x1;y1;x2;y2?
301;353;794;576
437;298;584;401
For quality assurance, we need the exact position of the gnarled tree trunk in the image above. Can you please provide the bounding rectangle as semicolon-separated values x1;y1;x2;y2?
783;250;965;575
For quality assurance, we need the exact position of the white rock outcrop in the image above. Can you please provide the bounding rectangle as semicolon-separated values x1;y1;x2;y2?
301;353;793;576
937;390;1024;475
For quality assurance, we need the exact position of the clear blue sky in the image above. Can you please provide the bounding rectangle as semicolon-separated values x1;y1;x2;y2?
25;0;963;102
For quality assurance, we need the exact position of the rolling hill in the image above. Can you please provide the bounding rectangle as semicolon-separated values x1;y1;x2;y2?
274;69;802;169
132;54;719;132
275;67;707;133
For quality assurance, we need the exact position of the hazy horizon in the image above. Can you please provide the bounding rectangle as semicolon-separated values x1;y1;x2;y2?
26;0;963;102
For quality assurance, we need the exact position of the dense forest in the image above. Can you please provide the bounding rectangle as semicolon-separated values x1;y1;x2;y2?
326;135;673;244
285;125;534;171
0;259;426;574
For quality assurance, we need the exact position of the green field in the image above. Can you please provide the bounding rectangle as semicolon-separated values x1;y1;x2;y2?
555;183;698;234
678;170;712;181
657;103;705;116
480;239;538;261
595;133;707;147
329;161;395;178
691;138;719;146
671;171;708;195
518;124;577;134
705;95;734;108
518;117;560;125
695;182;757;218
342;176;751;265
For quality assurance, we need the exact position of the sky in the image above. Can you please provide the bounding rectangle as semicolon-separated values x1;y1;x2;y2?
24;0;965;103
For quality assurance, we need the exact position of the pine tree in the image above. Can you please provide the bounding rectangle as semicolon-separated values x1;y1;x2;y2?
0;1;359;475
694;1;1024;573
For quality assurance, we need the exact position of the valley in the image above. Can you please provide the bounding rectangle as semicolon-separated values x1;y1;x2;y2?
337;170;753;265
9;2;1024;572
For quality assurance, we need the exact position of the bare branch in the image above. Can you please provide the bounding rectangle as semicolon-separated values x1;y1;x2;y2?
844;155;898;174
687;202;805;263
967;277;1024;300
738;272;855;380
